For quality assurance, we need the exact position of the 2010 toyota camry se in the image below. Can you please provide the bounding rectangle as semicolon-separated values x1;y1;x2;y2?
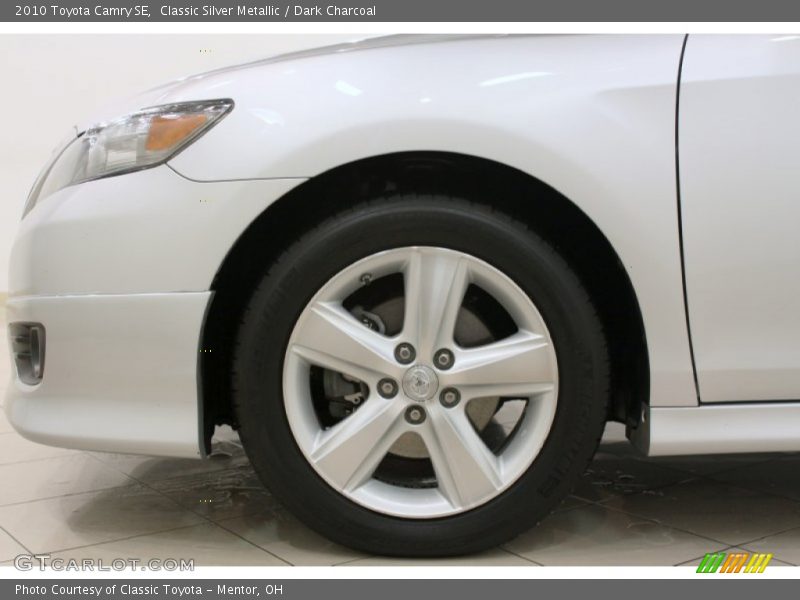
6;34;800;556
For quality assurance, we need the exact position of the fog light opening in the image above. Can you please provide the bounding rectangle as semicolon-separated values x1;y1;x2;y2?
9;323;46;385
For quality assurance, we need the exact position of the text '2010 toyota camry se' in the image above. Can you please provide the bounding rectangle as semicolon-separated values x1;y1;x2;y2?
7;34;800;556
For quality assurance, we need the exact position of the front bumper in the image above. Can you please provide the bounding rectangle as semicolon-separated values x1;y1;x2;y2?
6;165;305;457
10;165;302;297
5;292;210;458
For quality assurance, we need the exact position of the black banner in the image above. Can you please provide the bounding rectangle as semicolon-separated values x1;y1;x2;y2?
4;0;800;22
3;579;798;600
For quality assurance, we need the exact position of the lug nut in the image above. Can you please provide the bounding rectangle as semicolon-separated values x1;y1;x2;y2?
378;378;398;399
439;387;461;408
395;343;416;365
433;348;455;370
405;406;426;425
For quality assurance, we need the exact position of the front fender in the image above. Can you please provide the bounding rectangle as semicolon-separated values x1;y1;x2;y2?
166;34;697;409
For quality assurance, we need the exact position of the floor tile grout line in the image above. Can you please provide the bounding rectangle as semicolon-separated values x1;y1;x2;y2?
82;452;172;483
330;556;370;567
501;498;735;567
0;482;140;509
82;453;252;493
701;475;800;506
577;461;800;511
672;544;740;567
593;502;736;547
703;454;793;477
97;456;295;568
572;471;705;506
85;451;252;487
29;454;284;563
20;484;289;566
0;451;91;468
85;453;219;513
34;521;241;558
576;497;738;549
147;466;260;491
0;523;33;556
574;473;800;549
0;473;224;559
498;547;544;566
566;468;800;564
640;455;789;481
83;449;299;566
737;525;800;547
596;468;800;539
85;444;312;567
333;549;544;567
210;519;294;567
554;502;592;515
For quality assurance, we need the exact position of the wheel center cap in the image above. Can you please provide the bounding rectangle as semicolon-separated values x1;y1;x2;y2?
402;365;439;402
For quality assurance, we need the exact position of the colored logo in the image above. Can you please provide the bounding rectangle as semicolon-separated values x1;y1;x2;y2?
696;552;773;573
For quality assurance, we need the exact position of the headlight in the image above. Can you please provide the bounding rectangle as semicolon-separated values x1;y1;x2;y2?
22;98;234;218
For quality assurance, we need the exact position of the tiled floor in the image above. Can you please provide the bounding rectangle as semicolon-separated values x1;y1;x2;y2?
1;310;799;567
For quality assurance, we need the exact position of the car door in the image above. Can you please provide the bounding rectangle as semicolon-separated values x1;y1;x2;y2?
680;34;800;402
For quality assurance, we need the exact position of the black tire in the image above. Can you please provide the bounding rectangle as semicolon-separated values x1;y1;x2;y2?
232;193;610;557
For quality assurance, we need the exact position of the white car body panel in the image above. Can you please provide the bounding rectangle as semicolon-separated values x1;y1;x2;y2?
680;34;800;403
5;292;209;457
6;167;303;456
5;166;302;457
639;403;800;456
165;34;697;409
9;167;303;296
7;34;800;459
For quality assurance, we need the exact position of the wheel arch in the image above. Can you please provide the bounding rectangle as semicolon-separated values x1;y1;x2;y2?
199;151;649;452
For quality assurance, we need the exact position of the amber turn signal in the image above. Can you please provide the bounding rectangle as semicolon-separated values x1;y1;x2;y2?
145;114;208;152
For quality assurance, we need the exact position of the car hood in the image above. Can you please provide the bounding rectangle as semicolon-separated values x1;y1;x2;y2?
75;34;506;131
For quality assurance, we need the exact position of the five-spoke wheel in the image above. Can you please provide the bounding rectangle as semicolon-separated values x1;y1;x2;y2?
232;194;609;556
284;247;558;517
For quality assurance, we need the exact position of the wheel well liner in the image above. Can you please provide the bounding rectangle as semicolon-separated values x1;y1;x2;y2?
199;151;649;452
